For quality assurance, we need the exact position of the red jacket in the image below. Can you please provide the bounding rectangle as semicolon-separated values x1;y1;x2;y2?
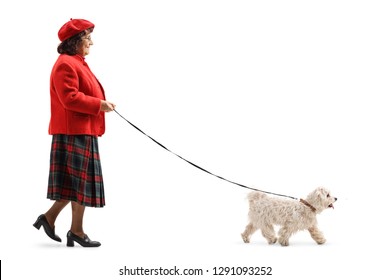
48;54;106;136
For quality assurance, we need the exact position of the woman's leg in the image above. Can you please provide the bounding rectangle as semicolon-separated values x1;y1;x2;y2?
45;199;70;228
70;201;86;237
34;199;69;242
67;201;101;247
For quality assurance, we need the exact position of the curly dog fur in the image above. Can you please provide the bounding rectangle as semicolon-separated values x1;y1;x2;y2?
241;187;337;246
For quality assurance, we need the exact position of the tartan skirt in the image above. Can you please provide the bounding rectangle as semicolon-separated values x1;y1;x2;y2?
47;134;105;207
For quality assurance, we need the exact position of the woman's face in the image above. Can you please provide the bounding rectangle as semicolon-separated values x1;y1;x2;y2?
78;31;93;56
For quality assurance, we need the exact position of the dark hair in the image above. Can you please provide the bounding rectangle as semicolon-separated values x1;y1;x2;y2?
57;28;93;55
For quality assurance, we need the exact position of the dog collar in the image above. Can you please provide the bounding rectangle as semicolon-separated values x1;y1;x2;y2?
299;198;316;213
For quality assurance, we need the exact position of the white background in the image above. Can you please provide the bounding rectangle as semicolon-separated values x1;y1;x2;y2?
1;0;389;279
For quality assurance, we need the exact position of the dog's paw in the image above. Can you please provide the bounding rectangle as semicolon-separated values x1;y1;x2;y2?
267;237;277;244
241;233;250;243
279;239;289;246
316;238;326;245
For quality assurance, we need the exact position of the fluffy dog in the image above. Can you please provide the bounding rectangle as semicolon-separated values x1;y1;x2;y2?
241;187;337;246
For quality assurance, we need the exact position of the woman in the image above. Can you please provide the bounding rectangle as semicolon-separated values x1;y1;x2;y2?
33;18;115;247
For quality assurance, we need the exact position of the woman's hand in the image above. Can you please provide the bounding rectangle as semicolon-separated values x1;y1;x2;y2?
100;100;116;112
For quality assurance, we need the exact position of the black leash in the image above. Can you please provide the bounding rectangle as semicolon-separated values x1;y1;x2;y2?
114;109;298;200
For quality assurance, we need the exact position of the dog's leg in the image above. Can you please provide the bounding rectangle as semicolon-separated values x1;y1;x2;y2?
278;226;293;246
241;223;256;243
260;224;277;244
308;226;326;245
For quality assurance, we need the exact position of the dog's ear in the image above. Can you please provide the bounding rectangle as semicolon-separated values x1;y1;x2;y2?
316;187;327;197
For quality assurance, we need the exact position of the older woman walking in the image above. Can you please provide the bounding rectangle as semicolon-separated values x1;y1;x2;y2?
33;18;115;247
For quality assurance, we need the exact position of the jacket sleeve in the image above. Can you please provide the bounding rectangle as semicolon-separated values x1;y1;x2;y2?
52;62;101;116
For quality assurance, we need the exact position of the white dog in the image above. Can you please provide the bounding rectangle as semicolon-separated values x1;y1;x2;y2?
241;187;337;246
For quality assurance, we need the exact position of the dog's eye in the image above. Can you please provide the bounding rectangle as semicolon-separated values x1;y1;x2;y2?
327;194;330;197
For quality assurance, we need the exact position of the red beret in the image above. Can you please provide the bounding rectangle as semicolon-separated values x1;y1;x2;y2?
58;18;94;42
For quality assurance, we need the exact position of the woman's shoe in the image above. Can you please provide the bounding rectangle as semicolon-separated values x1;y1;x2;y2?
33;214;62;242
66;230;101;247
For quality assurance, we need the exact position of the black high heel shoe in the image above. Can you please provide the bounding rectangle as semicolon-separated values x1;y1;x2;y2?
66;230;101;247
33;214;62;242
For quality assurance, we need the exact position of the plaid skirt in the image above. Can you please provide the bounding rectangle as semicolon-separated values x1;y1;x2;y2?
47;135;105;207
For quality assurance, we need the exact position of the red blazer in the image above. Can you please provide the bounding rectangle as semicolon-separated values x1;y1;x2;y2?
48;54;106;136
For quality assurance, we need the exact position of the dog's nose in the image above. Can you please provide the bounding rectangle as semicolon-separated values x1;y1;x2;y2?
335;197;338;201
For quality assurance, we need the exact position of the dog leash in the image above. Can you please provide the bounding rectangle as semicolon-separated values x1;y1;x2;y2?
114;109;298;200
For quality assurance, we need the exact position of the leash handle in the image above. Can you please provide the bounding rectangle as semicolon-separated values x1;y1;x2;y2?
113;109;298;200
